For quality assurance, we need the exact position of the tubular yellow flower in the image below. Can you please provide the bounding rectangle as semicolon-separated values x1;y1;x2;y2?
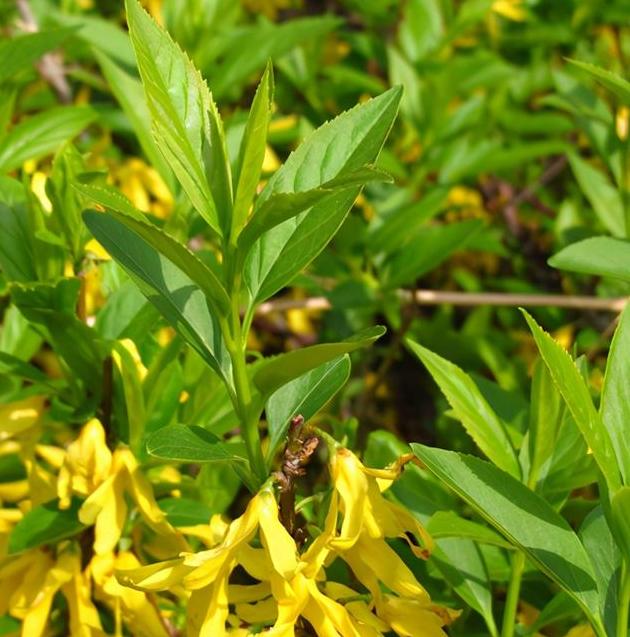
90;551;172;637
329;448;433;557
117;487;300;634
79;447;184;554
58;418;184;555
0;547;104;637
58;418;112;508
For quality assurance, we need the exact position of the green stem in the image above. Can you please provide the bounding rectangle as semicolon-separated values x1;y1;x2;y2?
618;558;630;637
501;551;525;637
220;250;267;488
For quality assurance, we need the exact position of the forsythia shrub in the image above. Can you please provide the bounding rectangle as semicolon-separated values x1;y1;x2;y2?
2;1;630;637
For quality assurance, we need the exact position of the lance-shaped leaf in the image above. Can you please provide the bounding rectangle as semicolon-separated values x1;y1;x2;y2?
412;444;603;630
125;0;232;236
0;28;75;84
567;152;625;238
522;310;621;493
568;59;630;106
527;359;565;487
8;498;86;555
83;210;232;385
146;425;245;464
407;340;520;478
245;86;402;304
0;106;95;173
95;50;174;190
238;165;390;256
253;326;384;398
78;191;230;316
549;236;630;282
600;305;630;485
232;62;274;238
580;506;621;636
265;354;350;464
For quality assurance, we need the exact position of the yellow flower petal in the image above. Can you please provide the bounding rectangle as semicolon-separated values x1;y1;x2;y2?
345;535;431;601
258;489;298;579
116;557;193;592
188;562;232;637
377;596;450;637
0;396;45;436
330;449;369;550
183;495;261;590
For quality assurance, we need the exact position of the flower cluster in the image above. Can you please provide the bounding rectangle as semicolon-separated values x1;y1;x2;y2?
0;415;184;636
118;447;457;636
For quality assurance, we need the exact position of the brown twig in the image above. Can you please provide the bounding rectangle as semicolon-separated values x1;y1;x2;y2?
16;0;72;103
274;415;319;544
255;290;628;315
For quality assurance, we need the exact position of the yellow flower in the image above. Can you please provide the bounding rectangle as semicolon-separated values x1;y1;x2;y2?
91;551;172;637
112;157;173;219
0;546;104;637
58;418;185;555
492;0;527;21
118;487;299;636
116;449;454;636
329;448;433;557
0;395;46;438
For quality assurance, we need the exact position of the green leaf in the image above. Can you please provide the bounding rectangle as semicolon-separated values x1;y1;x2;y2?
0;615;21;635
367;187;449;254
0;202;36;282
265;354;350;463
8;498;86;554
125;0;231;235
81;202;230;316
611;487;630;561
568;152;625;237
253;326;384;398
527;359;565;487
381;219;483;288
238;166;390;257
49;10;135;67
432;540;498;637
407;339;520;478
113;340;146;457
0;28;74;84
94;50;174;190
232;62;274;237
0;351;57;388
11;279;103;384
83;210;232;384
245;86;402;304
146;424;245;463
580;506;621;636
522;310;621;493
601;305;630;485
427;510;513;550
568;59;630;106
549;236;630;281
0;106;96;174
211;17;340;99
158;497;213;526
412;444;603;628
